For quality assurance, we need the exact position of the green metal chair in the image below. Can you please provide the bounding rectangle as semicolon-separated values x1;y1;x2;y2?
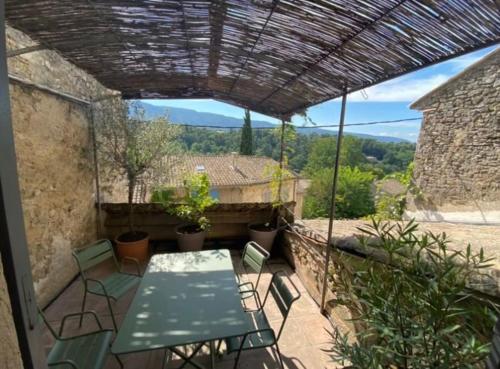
39;307;123;369
72;239;142;332
224;271;301;369
237;241;270;308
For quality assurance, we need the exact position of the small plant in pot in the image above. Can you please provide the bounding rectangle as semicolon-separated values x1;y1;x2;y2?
248;163;293;252
173;173;217;252
96;101;179;261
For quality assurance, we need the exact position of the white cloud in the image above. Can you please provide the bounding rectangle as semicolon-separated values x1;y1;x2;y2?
347;74;450;102
442;54;483;72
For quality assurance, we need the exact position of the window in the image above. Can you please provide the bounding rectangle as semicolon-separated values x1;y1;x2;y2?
210;189;220;200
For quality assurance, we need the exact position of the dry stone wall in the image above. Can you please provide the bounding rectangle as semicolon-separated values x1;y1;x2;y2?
6;25;115;306
407;49;500;224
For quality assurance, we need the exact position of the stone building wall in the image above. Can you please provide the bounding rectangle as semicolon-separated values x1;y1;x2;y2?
0;258;23;369
6;25;115;306
407;49;500;224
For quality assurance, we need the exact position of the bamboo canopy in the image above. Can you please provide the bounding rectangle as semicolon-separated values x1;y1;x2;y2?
6;0;499;118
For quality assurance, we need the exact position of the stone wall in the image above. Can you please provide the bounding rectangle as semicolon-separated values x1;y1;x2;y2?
6;25;114;306
0;257;23;369
102;202;295;242
282;219;500;335
280;229;360;335
407;49;500;224
300;218;500;297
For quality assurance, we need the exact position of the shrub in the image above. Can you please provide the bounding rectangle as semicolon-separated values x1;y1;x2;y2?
173;173;217;231
303;166;375;219
327;219;498;369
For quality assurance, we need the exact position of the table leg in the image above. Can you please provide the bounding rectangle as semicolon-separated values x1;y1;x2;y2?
171;344;205;369
162;349;172;369
210;341;216;369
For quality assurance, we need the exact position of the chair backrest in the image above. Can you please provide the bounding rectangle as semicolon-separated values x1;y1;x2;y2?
241;241;270;288
72;239;117;276
486;316;500;369
263;271;301;340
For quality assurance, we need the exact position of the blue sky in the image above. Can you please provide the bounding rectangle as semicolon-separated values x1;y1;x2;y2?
144;46;497;142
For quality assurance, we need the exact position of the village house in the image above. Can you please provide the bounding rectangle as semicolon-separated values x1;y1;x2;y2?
150;154;308;218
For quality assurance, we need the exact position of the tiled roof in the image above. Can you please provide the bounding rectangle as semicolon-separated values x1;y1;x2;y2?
161;154;294;188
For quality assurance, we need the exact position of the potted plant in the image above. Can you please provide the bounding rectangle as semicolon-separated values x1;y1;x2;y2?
173;173;217;251
96;101;179;261
248;162;292;252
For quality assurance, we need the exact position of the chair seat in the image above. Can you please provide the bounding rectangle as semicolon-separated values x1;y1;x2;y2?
87;272;140;300
225;310;276;352
47;330;113;369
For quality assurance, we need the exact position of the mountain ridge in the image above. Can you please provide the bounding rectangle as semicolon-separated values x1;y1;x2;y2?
138;101;409;143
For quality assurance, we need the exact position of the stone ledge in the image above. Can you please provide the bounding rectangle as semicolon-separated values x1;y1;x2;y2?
295;219;500;298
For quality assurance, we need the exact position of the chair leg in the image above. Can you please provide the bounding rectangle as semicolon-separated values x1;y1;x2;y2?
233;348;243;369
79;290;87;328
274;342;285;369
253;292;261;310
104;294;118;332
115;354;124;368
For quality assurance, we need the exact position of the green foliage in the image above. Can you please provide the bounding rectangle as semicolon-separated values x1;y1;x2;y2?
303;135;365;176
173;173;217;231
303;166;375;219
328;219;497;369
97;101;180;186
175;125;416;221
374;162;419;220
361;139;416;174
374;193;406;220
96;100;180;232
273;123;297;159
263;162;293;207
385;161;415;187
150;187;175;204
240;109;253;155
177;127;415;175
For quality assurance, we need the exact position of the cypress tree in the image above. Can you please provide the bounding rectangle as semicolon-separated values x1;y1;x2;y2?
240;109;253;155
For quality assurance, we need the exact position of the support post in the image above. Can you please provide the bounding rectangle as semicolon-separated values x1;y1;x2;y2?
275;118;286;227
277;118;286;201
0;3;47;368
320;91;348;313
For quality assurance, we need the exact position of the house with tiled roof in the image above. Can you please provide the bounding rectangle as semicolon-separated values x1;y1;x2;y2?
158;154;308;218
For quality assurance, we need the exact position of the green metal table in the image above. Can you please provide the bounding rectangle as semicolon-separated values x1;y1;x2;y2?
111;249;250;369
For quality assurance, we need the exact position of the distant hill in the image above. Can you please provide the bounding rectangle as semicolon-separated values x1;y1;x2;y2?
137;102;408;143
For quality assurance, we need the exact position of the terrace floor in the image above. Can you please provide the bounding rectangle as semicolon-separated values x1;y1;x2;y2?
42;249;341;369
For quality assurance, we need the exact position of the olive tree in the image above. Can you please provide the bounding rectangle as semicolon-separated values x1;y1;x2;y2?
96;100;180;239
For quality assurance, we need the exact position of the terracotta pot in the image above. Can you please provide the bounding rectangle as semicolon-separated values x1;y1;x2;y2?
248;223;278;252
175;225;206;252
115;233;149;262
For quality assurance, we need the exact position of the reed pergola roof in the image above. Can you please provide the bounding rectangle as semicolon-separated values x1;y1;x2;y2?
5;0;500;118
